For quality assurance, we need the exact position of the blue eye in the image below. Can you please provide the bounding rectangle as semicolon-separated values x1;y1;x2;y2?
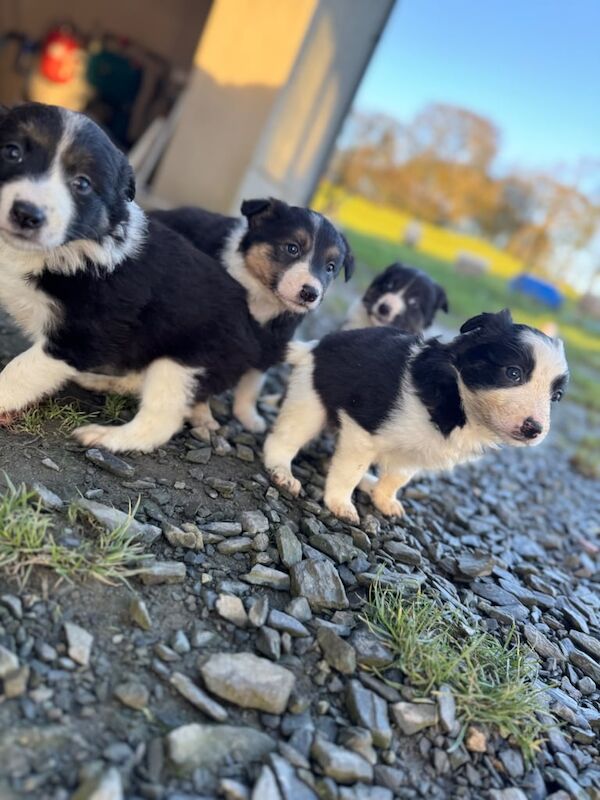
326;261;336;273
506;366;522;382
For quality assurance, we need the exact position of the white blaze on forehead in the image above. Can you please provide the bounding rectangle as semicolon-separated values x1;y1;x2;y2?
0;111;82;249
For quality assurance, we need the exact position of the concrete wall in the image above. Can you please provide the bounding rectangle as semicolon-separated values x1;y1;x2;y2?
151;0;318;211
152;0;394;213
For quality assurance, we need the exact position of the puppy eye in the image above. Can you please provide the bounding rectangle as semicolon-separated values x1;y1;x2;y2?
407;297;418;306
1;143;23;164
286;243;299;256
71;175;92;194
326;261;336;273
551;390;563;402
506;366;522;383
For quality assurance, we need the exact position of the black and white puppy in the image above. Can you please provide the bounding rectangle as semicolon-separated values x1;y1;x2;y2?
344;262;448;333
0;102;340;452
264;309;568;523
151;199;354;432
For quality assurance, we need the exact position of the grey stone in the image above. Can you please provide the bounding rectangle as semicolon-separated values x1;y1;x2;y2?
268;610;310;638
216;594;248;628
74;498;160;544
339;788;393;800
569;630;600;659
0;594;22;619
289;559;348;612
201;521;242;536
268;753;318;800
317;628;356;674
31;482;63;510
114;681;149;710
200;652;295;713
218;536;254;555
311;736;373;784
350;629;394;669
524;624;565;661
544;768;589;800
338;727;377;765
346;680;391;748
248;596;270;628
309;533;361;564
251;765;282;800
472;580;522;606
129;597;152;631
242;565;291;590
285;597;312;622
72;767;123;800
219;779;250;800
64;622;93;666
170;672;228;721
498;748;524;779
488;791;528;800
391;701;438;735
241;510;269;535
186;447;212;464
256;627;281;661
383;541;422;566
456;552;493;578
437;684;457;734
3;665;29;698
569;649;600;683
85;448;135;478
578;676;596;695
167;723;275;770
139;561;186;585
276;526;303;567
163;522;204;550
0;644;19;678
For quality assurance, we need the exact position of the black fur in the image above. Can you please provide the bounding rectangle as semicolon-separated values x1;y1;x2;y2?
362;262;448;332
313;327;417;433
411;341;466;436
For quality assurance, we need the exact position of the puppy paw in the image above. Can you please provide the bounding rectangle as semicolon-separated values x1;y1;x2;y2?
373;495;405;518
187;406;220;432
269;466;301;497
236;409;267;434
73;424;155;454
326;498;360;525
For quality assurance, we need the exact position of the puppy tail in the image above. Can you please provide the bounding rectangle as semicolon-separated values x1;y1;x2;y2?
286;340;318;366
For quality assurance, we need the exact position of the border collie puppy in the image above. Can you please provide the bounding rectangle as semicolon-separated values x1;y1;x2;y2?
344;262;448;333
0;102;340;452
264;310;568;523
150;200;354;432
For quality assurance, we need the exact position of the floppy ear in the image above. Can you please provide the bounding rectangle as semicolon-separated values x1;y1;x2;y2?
240;197;285;228
340;232;355;282
435;285;449;313
119;158;136;202
126;167;136;202
460;308;513;334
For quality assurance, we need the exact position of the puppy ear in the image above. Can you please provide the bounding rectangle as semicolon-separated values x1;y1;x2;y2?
119;158;136;202
460;308;512;334
340;233;355;282
435;285;449;313
126;169;136;202
240;197;284;228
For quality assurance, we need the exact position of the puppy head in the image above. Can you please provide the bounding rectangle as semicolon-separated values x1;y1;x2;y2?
362;263;448;332
453;309;568;446
0;103;135;252
239;197;354;314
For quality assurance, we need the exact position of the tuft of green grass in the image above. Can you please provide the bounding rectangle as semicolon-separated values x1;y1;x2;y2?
102;393;132;422
364;581;550;761
10;398;96;437
570;434;600;479
0;480;148;586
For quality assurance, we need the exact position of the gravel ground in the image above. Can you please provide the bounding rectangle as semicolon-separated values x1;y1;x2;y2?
0;312;598;800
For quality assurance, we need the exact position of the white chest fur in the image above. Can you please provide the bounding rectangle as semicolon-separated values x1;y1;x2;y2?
0;245;56;341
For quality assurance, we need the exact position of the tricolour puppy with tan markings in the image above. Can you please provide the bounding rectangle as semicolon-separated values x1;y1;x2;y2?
264;309;568;523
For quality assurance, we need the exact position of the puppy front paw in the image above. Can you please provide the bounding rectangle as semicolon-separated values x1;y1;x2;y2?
236;408;267;434
73;423;154;454
269;466;301;497
326;497;360;525
373;494;405;518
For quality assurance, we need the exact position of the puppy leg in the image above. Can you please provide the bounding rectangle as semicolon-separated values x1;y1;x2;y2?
233;369;266;433
324;414;375;524
0;343;75;417
370;470;414;518
264;361;325;496
75;372;144;396
187;400;220;432
73;359;195;452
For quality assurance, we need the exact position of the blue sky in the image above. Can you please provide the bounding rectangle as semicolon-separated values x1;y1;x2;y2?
354;0;600;175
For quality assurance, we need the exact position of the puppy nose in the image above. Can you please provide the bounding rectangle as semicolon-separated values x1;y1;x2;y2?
10;200;46;230
300;284;319;304
521;417;543;439
378;303;390;317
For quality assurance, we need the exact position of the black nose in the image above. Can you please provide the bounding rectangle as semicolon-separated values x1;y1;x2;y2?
378;303;390;317
521;417;543;439
10;200;46;230
300;284;319;304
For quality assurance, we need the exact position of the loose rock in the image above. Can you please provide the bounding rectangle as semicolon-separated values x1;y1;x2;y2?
200;652;295;714
289;559;348;611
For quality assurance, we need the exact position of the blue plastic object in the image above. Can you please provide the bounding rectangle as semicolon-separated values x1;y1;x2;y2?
509;273;563;310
